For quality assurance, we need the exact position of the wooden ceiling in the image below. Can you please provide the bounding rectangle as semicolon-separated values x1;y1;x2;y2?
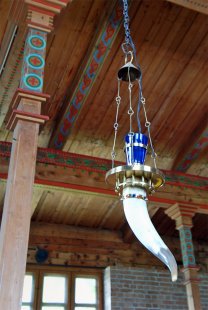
0;0;207;267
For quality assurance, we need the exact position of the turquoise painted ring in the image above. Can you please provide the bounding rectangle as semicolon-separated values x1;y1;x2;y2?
28;35;46;50
23;74;43;90
26;53;45;69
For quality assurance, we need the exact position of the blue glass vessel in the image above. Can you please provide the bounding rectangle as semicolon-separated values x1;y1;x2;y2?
125;132;148;165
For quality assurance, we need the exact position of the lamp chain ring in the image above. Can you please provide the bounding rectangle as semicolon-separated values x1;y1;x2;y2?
111;79;121;168
128;66;134;133
122;0;137;59
141;95;157;168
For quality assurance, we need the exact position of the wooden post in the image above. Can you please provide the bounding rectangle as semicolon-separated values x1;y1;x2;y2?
0;93;48;309
165;204;201;310
0;1;70;309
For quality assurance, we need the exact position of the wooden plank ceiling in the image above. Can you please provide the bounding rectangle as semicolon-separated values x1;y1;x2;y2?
0;0;207;266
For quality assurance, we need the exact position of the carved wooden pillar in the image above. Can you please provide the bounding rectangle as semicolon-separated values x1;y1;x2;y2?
165;204;201;310
0;1;69;309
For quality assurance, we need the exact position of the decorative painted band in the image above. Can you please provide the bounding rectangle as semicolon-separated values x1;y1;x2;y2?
0;141;207;191
176;126;208;172
179;227;196;268
20;29;47;93
50;1;124;149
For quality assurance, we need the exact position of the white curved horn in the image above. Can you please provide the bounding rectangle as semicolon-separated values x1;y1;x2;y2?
123;186;178;282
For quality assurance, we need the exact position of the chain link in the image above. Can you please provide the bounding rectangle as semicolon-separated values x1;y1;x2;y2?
122;0;136;58
127;66;134;133
111;79;121;168
116;0;158;169
140;95;157;169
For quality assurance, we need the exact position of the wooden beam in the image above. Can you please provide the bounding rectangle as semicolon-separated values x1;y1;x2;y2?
0;141;207;191
28;222;180;267
173;123;208;172
27;222;208;269
49;1;123;149
0;142;207;209
166;0;208;15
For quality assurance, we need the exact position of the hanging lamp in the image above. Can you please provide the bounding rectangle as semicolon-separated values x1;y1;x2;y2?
105;0;178;282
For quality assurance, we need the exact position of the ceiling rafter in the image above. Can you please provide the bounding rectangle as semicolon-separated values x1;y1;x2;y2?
173;120;208;172
49;0;124;149
166;0;208;15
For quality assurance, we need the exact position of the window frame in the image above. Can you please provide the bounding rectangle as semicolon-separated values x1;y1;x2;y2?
39;272;69;309
72;272;103;310
21;272;36;310
24;265;103;310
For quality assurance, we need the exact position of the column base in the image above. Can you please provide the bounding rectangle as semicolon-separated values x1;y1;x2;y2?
181;266;201;310
182;266;200;284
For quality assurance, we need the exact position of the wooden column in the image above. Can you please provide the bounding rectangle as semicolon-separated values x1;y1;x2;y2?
0;1;70;309
165;204;201;310
0;91;49;309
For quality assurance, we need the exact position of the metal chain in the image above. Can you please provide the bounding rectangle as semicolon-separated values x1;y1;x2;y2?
122;0;136;58
121;0;158;169
139;88;157;169
122;0;142;134
127;64;134;133
111;79;121;168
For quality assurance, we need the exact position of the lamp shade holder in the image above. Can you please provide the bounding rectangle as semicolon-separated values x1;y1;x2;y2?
105;164;165;196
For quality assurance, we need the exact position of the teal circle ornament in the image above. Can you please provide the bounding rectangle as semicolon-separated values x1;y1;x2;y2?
27;53;45;69
24;74;43;90
28;35;46;50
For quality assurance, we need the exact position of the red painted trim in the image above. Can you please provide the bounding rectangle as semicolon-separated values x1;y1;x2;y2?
0;172;207;208
32;0;62;10
181;213;195;217
0;141;207;191
28;4;56;16
15;88;50;99
165;169;208;181
13;110;49;121
26;21;54;31
7;110;49;130
35;178;116;196
58;0;70;4
37;146;208;183
164;181;207;191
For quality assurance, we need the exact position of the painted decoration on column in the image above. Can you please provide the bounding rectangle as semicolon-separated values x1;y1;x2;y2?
20;29;47;92
179;227;196;268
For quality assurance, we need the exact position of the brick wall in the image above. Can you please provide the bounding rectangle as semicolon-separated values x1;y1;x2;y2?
104;266;208;310
200;271;208;310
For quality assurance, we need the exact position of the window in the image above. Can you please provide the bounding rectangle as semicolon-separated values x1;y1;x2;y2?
41;274;68;309
22;274;35;310
21;267;103;310
74;277;98;309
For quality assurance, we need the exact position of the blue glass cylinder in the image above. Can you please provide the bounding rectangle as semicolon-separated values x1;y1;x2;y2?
125;132;148;165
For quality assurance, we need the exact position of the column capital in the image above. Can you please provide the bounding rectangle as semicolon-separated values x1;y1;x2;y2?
165;203;198;229
25;0;71;32
182;266;201;284
6;89;50;130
